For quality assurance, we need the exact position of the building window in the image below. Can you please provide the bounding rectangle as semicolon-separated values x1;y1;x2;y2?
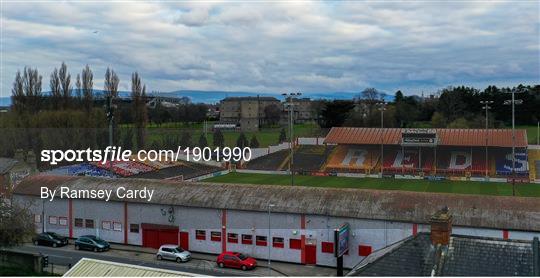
74;218;83;227
272;237;284;248
227;233;238;243
102;221;111;230
34;214;41;223
130;224;139;233
359;245;372;256
322;242;334;253
113;222;122;231
196;230;206;240
210;231;222;242
289;238;301;249
49;216;58;225
59;217;68;226
256;236;267;246
85;219;94;229
241;234;253;245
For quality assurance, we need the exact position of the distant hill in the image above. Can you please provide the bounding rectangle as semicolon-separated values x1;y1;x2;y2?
0;90;394;106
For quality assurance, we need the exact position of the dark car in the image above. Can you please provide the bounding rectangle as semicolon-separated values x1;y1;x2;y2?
74;235;110;252
216;251;257;271
32;232;68;247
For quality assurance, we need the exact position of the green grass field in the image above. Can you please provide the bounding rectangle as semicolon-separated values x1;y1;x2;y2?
144;122;322;148
205;172;540;197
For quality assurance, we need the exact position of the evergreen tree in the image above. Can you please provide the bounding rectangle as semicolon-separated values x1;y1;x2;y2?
249;135;260;148
180;131;192;148
213;129;225;148
198;133;208;148
236;132;249;148
279;128;287;143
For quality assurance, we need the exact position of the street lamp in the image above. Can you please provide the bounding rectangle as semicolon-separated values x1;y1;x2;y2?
376;101;387;177
504;88;524;196
282;92;302;186
480;100;493;179
267;203;275;276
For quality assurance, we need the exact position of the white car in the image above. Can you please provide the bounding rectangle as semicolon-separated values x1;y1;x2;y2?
156;245;191;263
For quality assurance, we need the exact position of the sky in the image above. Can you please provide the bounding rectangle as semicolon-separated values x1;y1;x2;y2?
1;1;539;97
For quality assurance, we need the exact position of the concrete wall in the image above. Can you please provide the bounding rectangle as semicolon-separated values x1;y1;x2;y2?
14;195;540;269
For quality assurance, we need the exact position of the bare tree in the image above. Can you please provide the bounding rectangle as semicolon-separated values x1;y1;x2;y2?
104;67;119;99
11;70;24;113
58;62;72;109
23;67;42;111
131;72;148;150
49;68;61;109
75;73;82;101
0;199;35;248
81;65;93;113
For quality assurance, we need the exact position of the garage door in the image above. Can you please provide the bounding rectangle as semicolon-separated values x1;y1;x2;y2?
141;223;179;249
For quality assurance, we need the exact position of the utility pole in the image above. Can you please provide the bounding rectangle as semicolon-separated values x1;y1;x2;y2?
282;92;301;186
480;100;493;180
267;203;275;276
377;101;387;177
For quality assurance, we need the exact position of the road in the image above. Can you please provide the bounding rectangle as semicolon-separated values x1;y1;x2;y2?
15;244;255;276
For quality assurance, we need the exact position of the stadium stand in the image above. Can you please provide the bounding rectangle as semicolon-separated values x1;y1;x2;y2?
324;145;379;173
129;160;222;180
244;149;289;171
44;163;117;178
291;145;334;172
528;149;540;180
324;127;530;178
93;160;154;177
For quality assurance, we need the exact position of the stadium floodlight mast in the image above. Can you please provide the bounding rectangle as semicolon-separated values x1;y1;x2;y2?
376;101;387;177
282;92;302;186
480;100;493;179
503;87;524;196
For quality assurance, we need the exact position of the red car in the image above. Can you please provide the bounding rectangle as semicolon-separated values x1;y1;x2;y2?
216;251;257;271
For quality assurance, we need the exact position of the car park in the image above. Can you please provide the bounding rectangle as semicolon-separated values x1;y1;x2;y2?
216;251;257;271
32;232;68;247
74;235;110;252
156;245;191;263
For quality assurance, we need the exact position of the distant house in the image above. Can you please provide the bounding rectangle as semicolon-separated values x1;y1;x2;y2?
219;96;280;131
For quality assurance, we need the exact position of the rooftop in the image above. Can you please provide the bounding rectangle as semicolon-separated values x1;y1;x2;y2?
63;258;198;277
324;127;528;148
348;233;540;276
13;175;540;231
221;96;279;102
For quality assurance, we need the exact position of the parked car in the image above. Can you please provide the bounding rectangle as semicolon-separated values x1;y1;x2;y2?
74;235;110;252
216;252;257;271
156;245;191;263
32;232;68;247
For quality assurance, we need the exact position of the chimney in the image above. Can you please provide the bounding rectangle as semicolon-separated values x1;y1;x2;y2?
430;207;453;246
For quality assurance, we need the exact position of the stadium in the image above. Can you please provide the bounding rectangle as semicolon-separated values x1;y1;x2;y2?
243;127;537;180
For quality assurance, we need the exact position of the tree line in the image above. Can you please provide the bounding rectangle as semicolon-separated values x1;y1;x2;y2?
318;85;539;129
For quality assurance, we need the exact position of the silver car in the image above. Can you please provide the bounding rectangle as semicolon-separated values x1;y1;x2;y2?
156;244;191;263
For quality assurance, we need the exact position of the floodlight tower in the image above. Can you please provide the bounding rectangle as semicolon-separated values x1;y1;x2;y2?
480;100;493;179
503;87;523;196
282;92;302;186
377;101;387;177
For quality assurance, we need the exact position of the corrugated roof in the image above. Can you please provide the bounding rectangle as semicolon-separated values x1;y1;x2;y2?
63;258;197;277
13;175;540;232
324;127;528;148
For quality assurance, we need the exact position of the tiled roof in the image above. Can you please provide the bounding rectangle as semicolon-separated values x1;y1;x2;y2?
12;175;540;231
324;127;528;148
349;233;540;276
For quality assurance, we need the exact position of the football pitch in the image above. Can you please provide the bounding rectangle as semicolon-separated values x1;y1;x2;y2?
204;172;540;197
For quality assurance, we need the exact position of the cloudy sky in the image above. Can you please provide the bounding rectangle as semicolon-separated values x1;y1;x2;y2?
1;1;539;97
